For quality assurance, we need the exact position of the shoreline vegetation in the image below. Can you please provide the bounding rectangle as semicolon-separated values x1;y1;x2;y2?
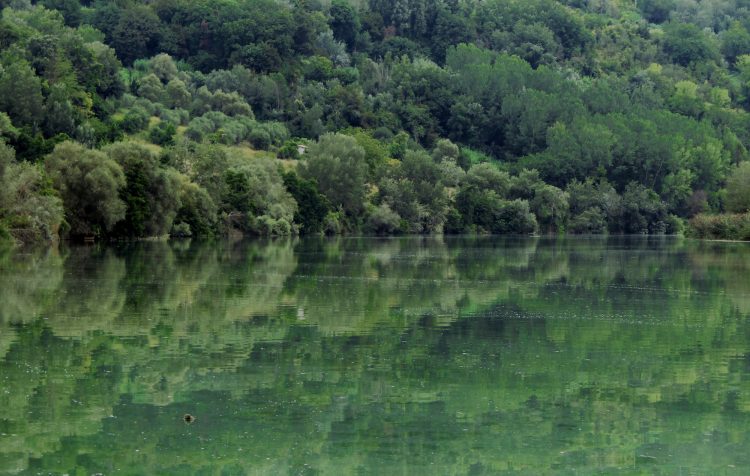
688;212;750;241
2;1;750;245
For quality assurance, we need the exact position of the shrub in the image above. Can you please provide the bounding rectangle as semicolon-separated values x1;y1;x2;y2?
0;221;10;243
45;141;125;238
278;141;301;160
665;214;685;235
104;142;182;237
0;160;64;242
185;117;215;142
170;222;192;238
282;171;329;234
119;107;150;133
569;208;607;234
249;128;271;149
149;121;176;146
323;211;343;235
492;199;538;234
219;121;249;145
254;216;292;236
174;179;217;238
725;162;750;213
366;203;401;235
262;122;290;146
222;158;297;235
688;213;750;240
300;133;368;221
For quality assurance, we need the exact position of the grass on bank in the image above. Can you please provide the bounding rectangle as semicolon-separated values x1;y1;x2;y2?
688;213;750;241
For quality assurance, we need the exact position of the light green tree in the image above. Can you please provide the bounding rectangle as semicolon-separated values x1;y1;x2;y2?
300;133;368;223
725;162;750;213
45;141;126;238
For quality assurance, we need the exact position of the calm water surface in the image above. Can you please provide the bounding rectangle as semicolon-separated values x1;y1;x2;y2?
1;236;749;475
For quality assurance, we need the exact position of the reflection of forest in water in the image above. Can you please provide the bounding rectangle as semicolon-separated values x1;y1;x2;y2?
1;237;749;474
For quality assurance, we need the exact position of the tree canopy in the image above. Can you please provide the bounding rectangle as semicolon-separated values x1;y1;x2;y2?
1;0;750;242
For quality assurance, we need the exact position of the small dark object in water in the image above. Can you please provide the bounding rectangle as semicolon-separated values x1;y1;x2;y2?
183;413;195;424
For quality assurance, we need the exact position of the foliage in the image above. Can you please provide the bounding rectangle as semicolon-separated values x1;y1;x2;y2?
662;23;719;67
3;0;750;240
299;133;367;227
456;186;538;234
568;207;607;234
640;0;676;24
283;171;329;235
172;177;217;238
725;162;750;213
44;141;126;238
377;150;449;233
104;142;182;238
688;213;750;240
619;182;670;234
148;121;176;146
366;203;402;235
0;141;63;243
223;157;297;236
0;5;123;160
530;184;569;233
566;179;621;234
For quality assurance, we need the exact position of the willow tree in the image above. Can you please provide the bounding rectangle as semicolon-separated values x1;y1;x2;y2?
45;141;126;238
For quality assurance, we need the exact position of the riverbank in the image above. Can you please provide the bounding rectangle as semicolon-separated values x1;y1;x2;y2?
688;212;750;241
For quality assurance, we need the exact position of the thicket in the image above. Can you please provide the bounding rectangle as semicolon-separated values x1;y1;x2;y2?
688;213;750;240
2;0;750;243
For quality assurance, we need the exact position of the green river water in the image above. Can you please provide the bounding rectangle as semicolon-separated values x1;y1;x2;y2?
0;236;749;475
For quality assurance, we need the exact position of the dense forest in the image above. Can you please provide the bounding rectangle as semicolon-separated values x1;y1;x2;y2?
1;0;750;243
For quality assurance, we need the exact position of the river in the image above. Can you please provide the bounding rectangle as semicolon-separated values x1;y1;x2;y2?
1;236;749;474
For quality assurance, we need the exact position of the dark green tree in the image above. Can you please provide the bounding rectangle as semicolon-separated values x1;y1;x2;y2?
283;171;330;235
110;7;163;64
329;0;360;49
662;23;718;67
105;142;182;237
0;60;44;129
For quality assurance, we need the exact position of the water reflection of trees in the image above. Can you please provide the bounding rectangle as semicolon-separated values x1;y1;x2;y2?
0;237;749;474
